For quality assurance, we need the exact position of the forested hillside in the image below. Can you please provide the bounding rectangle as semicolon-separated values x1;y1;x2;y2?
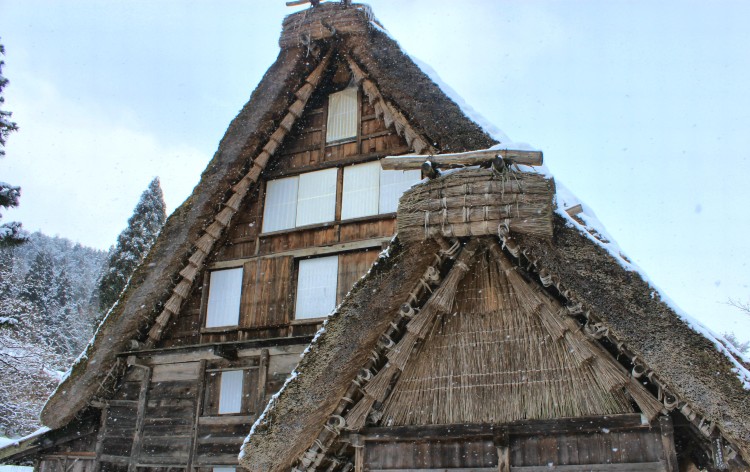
0;232;107;437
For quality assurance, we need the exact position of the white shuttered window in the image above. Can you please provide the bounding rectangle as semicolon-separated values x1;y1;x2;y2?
262;176;298;233
296;168;338;227
218;370;243;414
341;161;380;220
295;255;339;319
205;268;243;328
379;169;421;214
326;88;358;143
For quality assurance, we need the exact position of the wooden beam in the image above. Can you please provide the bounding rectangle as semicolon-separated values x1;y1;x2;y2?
187;359;206;472
210;237;392;269
213;344;239;360
381;149;543;170
93;406;108;472
359;414;647;442
510;464;666;472
565;203;583;217
659;416;678;472
127;365;152;472
493;427;510;472
256;349;270;415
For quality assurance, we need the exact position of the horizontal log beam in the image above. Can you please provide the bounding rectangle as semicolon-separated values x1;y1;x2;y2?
381;149;543;170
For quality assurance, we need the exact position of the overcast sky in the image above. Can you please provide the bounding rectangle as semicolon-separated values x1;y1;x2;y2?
1;0;748;343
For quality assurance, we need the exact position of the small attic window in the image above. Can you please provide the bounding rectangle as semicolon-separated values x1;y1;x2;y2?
326;87;358;143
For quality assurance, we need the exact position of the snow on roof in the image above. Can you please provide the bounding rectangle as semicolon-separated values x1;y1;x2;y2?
554;179;750;388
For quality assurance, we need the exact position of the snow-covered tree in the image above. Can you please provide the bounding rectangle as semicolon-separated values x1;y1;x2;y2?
0;233;106;436
0;39;24;247
96;177;166;315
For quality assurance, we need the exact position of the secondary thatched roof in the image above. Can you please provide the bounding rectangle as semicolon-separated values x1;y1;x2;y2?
240;166;750;471
38;2;495;431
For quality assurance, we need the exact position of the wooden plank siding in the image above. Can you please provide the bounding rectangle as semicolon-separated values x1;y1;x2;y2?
157;72;411;349
337;248;381;303
361;417;674;471
79;62;418;471
240;256;294;328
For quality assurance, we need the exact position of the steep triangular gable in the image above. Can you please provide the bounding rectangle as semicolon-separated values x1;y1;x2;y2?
240;166;750;470
40;2;496;431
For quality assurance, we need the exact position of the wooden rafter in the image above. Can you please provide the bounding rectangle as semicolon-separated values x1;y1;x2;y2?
345;55;435;155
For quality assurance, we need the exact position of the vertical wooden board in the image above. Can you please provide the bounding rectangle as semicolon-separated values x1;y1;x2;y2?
538;435;558;465
641;428;662;462
522;436;541;466
240;257;293;328
202;371;220;416
336;249;380;303
240;260;260;327
446;441;462;469
619;431;641;463
241;368;260;414
576;433;594;465
510;436;524;466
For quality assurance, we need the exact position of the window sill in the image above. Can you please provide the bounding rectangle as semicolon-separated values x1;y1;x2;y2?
290;316;327;325
198;415;257;425
325;137;357;146
260;213;395;238
201;326;239;334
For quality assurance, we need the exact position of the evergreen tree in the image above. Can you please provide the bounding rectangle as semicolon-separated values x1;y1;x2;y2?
0;39;24;247
20;252;56;312
97;177;166;315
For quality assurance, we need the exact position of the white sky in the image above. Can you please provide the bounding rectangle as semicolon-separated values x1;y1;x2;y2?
0;0;748;343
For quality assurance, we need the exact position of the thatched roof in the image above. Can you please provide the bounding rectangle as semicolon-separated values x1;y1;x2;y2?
240;167;750;471
37;2;495;431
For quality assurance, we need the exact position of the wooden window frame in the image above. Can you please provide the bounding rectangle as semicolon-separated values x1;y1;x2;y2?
325;87;359;145
202;267;244;330
202;358;261;418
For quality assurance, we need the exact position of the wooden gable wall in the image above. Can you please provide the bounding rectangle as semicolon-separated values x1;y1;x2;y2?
157;57;411;350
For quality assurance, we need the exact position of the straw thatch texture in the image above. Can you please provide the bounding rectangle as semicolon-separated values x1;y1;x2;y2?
398;169;554;242
513;213;750;463
241;239;439;472
381;244;633;426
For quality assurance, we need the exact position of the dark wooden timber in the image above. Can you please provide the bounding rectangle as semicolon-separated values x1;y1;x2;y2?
256;349;270;414
357;414;648;442
127;366;151;472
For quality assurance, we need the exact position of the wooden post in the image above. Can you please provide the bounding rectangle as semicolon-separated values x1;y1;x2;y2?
256;349;270;414
494;427;510;472
128;365;152;472
92;405;109;472
350;434;364;472
658;416;678;472
198;272;211;335
187;359;207;472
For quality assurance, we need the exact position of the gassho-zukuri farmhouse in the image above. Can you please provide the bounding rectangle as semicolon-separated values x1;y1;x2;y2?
1;2;748;472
